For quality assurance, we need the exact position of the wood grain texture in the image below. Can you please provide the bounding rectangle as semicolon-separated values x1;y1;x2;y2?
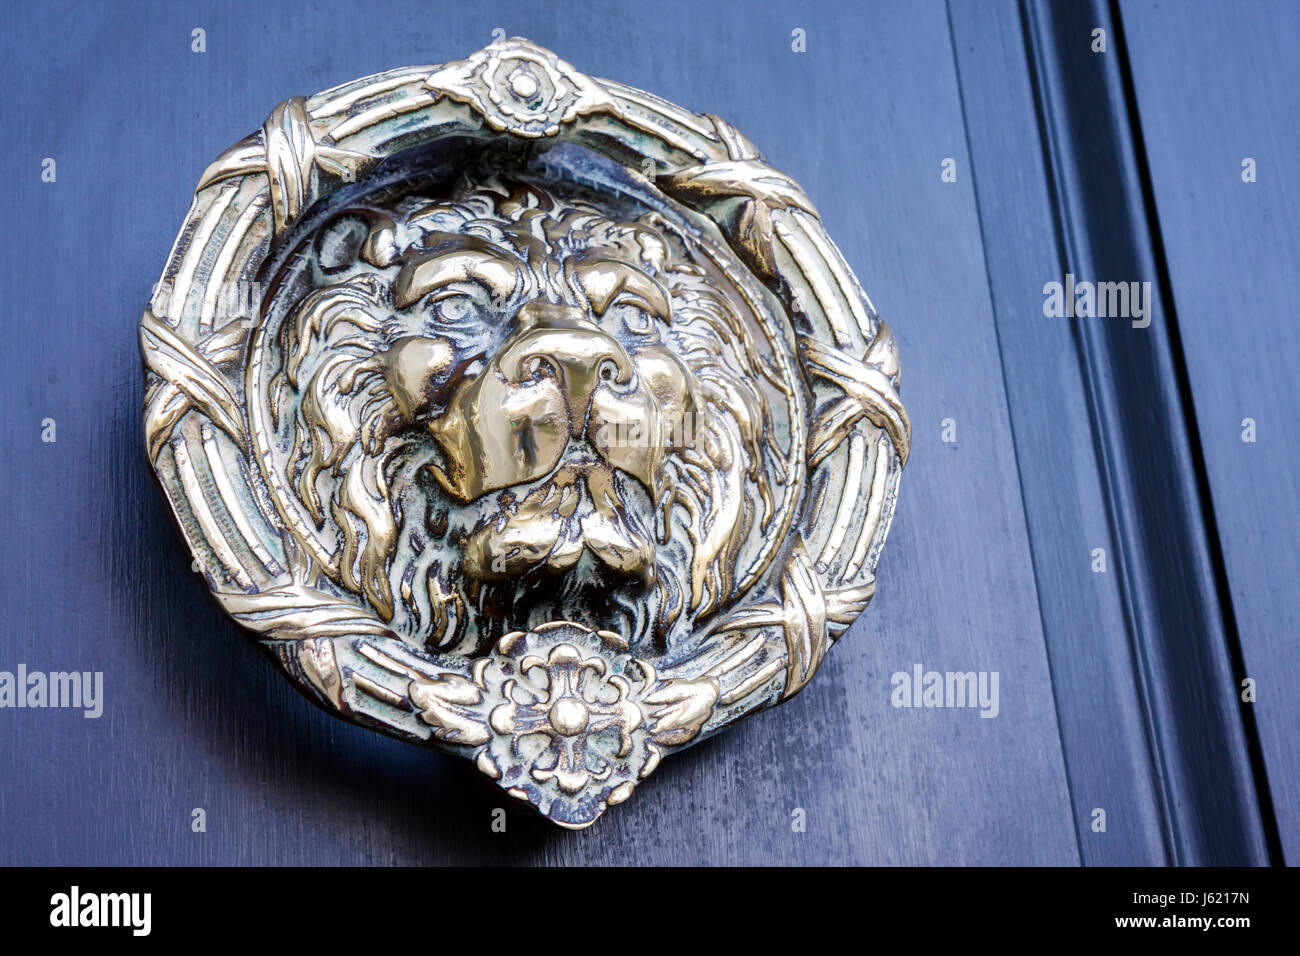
0;0;1079;865
947;0;1168;865
8;0;1289;867
1009;0;1272;865
1119;0;1299;863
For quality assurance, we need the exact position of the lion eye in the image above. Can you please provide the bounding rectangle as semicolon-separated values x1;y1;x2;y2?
608;301;658;337
431;293;479;326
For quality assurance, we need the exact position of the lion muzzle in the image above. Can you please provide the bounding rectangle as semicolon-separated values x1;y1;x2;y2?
460;463;657;582
425;302;667;504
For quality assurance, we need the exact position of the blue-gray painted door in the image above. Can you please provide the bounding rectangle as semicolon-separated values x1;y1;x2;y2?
0;0;1291;865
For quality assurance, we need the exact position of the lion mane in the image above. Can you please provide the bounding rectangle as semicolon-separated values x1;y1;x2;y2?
273;178;778;654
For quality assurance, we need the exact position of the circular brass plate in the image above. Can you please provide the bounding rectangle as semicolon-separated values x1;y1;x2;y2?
140;37;909;828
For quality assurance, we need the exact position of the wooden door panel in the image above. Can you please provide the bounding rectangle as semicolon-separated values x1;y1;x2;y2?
1121;0;1300;863
949;0;1169;865
0;0;1289;866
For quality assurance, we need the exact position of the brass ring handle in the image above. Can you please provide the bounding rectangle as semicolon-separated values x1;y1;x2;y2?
140;37;909;828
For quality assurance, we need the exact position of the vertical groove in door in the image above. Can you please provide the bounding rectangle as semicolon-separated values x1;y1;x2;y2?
943;0;1086;867
1107;0;1284;865
1021;0;1272;864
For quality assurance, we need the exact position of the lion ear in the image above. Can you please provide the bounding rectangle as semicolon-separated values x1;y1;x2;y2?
634;229;667;274
314;211;399;273
360;218;400;267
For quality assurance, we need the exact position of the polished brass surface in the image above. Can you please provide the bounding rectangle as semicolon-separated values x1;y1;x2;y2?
141;37;909;828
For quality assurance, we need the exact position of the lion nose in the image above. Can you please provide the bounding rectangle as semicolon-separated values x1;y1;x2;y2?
497;301;634;433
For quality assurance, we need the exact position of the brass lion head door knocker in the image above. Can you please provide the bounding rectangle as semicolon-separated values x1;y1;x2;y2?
140;38;910;828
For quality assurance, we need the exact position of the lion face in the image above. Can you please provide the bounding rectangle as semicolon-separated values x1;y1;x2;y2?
267;174;781;655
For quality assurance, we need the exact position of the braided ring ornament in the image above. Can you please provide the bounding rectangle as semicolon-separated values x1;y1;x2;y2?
140;38;909;828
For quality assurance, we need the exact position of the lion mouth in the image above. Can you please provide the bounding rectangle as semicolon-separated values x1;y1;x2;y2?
460;459;657;585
